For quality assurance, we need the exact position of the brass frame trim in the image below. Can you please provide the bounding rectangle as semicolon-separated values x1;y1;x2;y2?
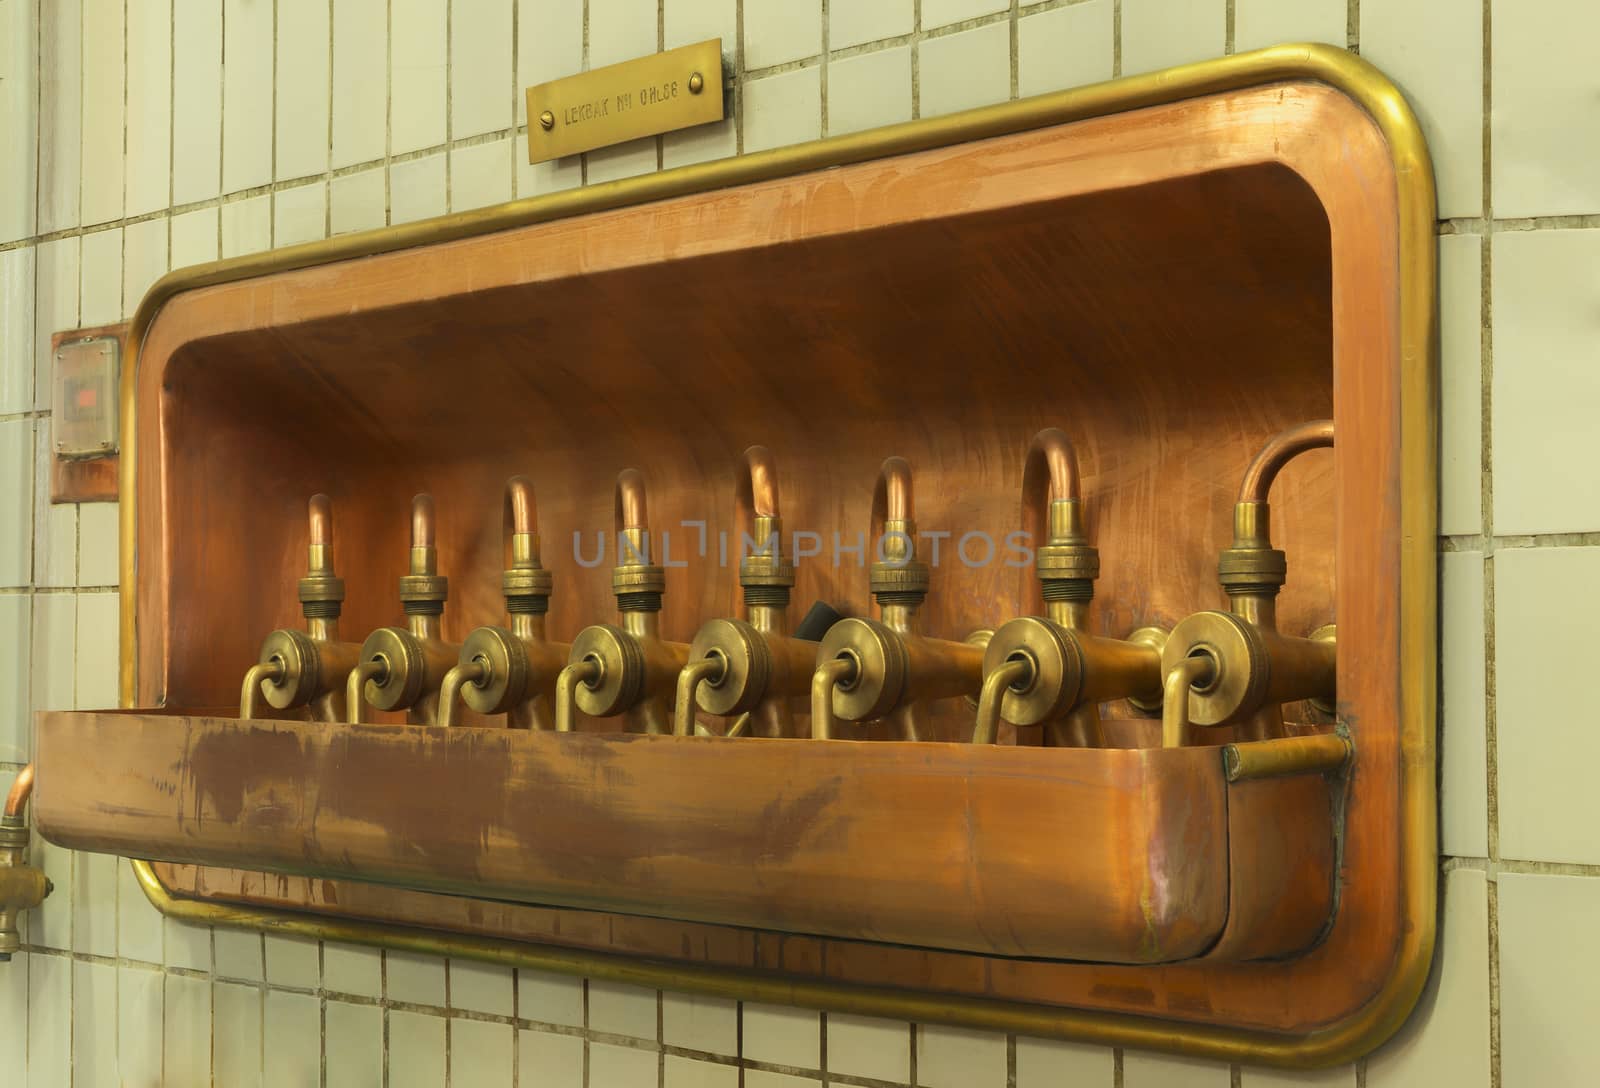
119;42;1437;1067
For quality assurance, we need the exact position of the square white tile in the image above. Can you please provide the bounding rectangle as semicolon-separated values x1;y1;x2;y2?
827;47;912;137
277;0;332;180
392;0;449;155
79;227;123;327
118;965;165;1087
589;0;658;67
214;925;264;982
332;0;388;169
264;989;323;1086
743;68;821;153
1018;1;1114;97
331;168;388;235
214;980;264;1088
451;139;515;213
1491;1;1600;218
917;1024;1007;1088
666;0;737;50
1439;551;1487;857
451;0;514;138
663;992;737;1056
1015;1036;1115;1087
0;420;32;588
125;0;173;217
171;207;221;268
517;969;584;1027
77;502;119;588
37;0;83;234
1491;229;1600;534
79;0;124;227
662;118;737;169
221;194;273;258
163;972;213;1088
520;1028;584;1084
1123;1050;1232;1086
588;979;657;1039
918;21;1011;118
1495;545;1600;863
387;950;446;1006
74;591;119;710
0;0;38;243
830;2;912;50
324;941;383;997
1120;0;1226;76
173;0;224;205
589;1042;660;1087
164;914;212;971
517;0;584;124
0;246;34;412
30;591;76;714
124;219;169;320
1360;0;1483;219
223;0;275;194
264;933;321;989
1234;0;1347;52
0;596;30;761
73;959;119;1088
450;1018;515;1087
325;999;384;1086
1366;869;1490;1085
118;858;165;964
34;236;79;412
389;1009;447;1087
923;0;1008;32
827;1013;910;1082
1437;233;1482;535
390;153;448;225
744;0;822;69
29;953;73;1087
587;138;660;184
664;1054;740;1088
741;1002;819;1069
275;182;329;247
1498;871;1600;1086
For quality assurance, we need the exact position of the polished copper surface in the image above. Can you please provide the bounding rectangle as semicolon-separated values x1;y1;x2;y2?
3;765;33;820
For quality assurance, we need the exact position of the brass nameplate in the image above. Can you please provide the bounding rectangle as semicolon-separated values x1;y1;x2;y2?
526;39;725;164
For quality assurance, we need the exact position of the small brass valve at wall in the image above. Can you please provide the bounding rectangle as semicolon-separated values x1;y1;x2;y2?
347;494;463;725
438;477;569;729
674;446;820;739
1160;420;1338;746
239;495;364;721
974;428;1168;747
555;469;692;735
811;457;989;741
0;767;52;963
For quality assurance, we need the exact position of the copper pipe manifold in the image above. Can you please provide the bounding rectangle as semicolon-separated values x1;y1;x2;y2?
239;494;362;721
439;476;567;729
811;457;989;741
674;446;815;739
556;469;691;734
1;766;52;962
349;494;462;725
1160;420;1338;745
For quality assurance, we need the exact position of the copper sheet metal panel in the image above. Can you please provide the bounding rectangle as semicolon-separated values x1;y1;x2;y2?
22;44;1436;1067
35;708;1244;962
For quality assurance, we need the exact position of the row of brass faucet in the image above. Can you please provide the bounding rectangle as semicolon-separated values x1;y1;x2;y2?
241;423;1339;749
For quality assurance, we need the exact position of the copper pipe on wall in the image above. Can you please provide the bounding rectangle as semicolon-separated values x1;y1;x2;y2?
1162;420;1338;741
439;476;566;729
0;765;50;961
3;765;33;821
676;446;816;738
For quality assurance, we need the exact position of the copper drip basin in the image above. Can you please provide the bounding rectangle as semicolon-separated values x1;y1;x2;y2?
32;708;1337;964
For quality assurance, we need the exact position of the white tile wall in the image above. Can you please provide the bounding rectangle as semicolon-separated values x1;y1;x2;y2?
3;2;1595;1085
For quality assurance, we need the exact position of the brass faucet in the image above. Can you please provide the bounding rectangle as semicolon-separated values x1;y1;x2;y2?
811;457;988;741
555;469;691;734
0;766;53;962
347;494;462;725
438;477;568;728
239;494;363;721
973;429;1167;746
674;446;817;739
1160;420;1338;745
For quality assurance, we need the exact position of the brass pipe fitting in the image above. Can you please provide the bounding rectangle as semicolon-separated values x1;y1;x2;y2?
439;477;568;730
974;429;1166;747
811;457;987;740
239;494;362;720
350;494;461;724
0;767;52;962
1162;655;1216;748
1161;421;1337;741
558;470;691;734
677;447;814;738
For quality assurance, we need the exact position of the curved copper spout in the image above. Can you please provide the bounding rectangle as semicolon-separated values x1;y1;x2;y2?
737;446;779;523
1020;427;1083;540
308;494;333;546
615;469;648;533
811;657;856;740
1238;420;1335;503
3;765;34;820
1162;655;1217;748
438;658;488;728
239;660;284;719
870;456;914;547
505;476;535;537
411;494;436;547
